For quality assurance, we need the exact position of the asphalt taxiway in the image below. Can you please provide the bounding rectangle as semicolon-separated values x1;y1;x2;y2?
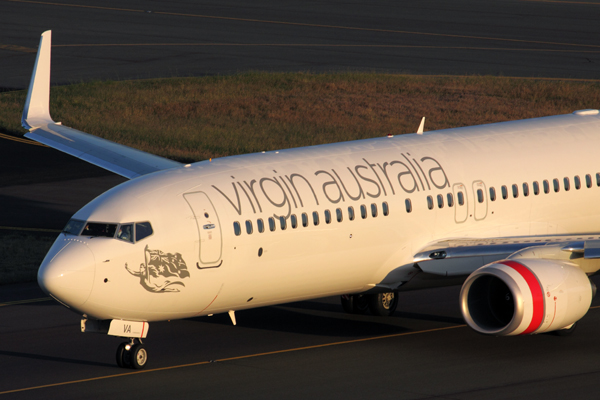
2;0;600;398
2;0;600;90
3;280;600;399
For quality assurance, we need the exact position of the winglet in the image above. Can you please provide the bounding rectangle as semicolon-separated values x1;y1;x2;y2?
22;30;54;130
417;117;425;134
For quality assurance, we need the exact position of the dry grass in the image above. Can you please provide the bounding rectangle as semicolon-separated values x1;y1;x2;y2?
0;233;55;284
1;73;599;163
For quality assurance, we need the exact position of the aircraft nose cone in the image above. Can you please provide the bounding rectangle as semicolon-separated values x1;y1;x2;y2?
38;238;96;309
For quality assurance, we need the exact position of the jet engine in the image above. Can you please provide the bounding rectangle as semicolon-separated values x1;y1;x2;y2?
460;259;593;335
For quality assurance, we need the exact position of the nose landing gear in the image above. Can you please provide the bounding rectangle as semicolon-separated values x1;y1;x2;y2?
116;338;147;369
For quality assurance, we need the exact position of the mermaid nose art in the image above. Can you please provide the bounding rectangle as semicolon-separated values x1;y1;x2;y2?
38;239;96;309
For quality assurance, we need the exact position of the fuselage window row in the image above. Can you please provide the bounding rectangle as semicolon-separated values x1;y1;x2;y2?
489;173;597;205
427;191;462;210
233;202;390;235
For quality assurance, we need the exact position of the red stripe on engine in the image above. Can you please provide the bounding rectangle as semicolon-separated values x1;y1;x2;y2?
501;260;544;334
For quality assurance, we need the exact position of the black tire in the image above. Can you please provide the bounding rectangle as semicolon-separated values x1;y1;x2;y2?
552;322;577;336
340;294;370;314
368;292;398;316
130;344;148;369
116;342;129;368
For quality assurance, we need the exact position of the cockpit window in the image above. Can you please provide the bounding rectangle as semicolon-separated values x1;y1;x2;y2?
82;223;117;238
135;222;153;241
63;219;86;235
68;219;153;242
117;224;134;243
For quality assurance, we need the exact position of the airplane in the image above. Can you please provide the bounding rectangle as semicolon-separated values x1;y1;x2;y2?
23;30;600;369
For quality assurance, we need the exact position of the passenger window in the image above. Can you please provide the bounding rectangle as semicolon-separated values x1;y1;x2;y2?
597;173;600;186
361;205;367;219
533;181;539;195
382;202;389;216
348;206;355;221
501;185;508;200
245;220;253;234
543;180;550;194
553;178;560;192
233;221;241;236
586;174;592;188
457;192;465;206
313;211;320;226
489;187;496;202
280;216;287;230
290;214;298;229
477;189;484;203
336;208;343;222
117;224;134;243
324;210;332;224
512;184;518;198
574;176;581;190
437;194;444;208
564;177;570;191
447;193;454;207
301;213;308;227
371;203;378;217
427;195;433;210
257;218;265;233
523;183;529;197
269;217;276;231
405;198;412;213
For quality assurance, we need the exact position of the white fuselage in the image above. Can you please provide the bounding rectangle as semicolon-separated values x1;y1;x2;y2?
38;111;600;322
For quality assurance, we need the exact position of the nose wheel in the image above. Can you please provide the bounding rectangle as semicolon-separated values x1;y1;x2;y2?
116;339;147;369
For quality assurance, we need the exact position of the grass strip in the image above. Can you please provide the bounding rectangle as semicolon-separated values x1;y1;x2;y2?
1;73;598;163
0;233;55;284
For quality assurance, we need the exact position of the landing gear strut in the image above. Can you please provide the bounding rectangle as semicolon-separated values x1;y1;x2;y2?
341;294;369;314
116;338;147;369
341;292;398;316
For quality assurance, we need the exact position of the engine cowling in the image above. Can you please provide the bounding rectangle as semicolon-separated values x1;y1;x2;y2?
460;259;593;335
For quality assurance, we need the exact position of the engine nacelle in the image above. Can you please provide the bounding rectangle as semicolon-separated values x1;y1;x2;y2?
460;259;593;335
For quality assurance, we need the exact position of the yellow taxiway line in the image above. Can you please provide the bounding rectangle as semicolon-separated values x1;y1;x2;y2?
0;324;465;395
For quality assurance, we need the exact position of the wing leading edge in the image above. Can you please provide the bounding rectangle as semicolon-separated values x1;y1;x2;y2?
21;31;182;179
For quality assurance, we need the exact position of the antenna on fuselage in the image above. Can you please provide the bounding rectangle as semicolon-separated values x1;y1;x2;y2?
417;117;425;134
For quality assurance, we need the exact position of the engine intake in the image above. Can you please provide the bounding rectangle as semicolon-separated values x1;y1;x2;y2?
460;259;592;335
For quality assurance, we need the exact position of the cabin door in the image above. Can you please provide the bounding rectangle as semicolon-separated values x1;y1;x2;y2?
184;191;223;268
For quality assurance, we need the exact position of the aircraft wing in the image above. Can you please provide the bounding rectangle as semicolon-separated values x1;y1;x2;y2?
21;31;182;179
413;234;600;277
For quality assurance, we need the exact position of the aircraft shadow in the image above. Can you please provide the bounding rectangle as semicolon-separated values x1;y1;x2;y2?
282;299;464;324
192;302;463;338
0;349;113;367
